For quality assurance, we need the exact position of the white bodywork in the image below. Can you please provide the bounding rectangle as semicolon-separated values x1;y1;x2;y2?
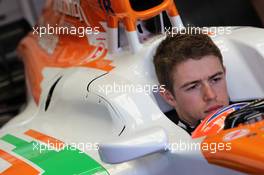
1;27;264;174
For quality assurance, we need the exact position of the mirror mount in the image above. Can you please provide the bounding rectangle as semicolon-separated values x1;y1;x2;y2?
98;127;169;164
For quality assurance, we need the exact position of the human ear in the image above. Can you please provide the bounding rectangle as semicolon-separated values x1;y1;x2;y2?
159;88;177;108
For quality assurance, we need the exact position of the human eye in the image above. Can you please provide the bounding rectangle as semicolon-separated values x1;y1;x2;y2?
185;84;199;91
210;76;222;84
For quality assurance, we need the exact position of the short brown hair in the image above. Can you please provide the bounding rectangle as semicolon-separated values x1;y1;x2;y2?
153;32;223;94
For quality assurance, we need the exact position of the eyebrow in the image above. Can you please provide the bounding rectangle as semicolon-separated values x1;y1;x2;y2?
180;71;224;89
208;71;224;80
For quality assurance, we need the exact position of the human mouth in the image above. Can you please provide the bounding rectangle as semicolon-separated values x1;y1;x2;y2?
205;105;223;114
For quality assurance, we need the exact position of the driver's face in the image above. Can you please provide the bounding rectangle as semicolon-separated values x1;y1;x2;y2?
171;55;229;125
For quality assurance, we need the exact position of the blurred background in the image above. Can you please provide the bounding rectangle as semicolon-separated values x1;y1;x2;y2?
0;0;263;127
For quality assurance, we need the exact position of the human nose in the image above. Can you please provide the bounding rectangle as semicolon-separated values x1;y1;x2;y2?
202;83;217;101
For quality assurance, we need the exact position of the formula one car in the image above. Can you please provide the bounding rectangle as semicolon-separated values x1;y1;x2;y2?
0;0;264;174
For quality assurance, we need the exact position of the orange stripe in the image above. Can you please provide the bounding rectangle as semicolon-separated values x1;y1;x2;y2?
0;149;40;175
25;130;65;149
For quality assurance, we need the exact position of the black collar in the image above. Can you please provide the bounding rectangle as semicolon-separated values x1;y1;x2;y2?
165;109;200;135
